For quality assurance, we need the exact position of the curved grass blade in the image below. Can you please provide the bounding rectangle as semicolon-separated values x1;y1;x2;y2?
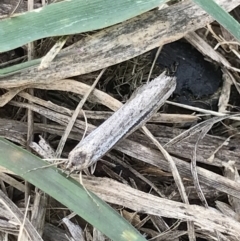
0;137;147;241
0;0;167;52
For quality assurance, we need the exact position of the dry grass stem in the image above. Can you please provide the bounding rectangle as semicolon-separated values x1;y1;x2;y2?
1;0;240;240
55;68;106;158
141;126;196;241
39;36;68;70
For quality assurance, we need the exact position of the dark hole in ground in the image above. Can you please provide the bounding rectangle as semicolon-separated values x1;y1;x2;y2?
152;40;223;111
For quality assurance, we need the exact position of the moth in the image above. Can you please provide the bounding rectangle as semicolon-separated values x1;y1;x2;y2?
67;72;176;171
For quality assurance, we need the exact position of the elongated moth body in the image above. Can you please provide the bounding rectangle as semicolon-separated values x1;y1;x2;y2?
68;72;176;170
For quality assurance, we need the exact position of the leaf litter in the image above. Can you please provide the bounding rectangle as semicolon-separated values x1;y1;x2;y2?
0;1;240;241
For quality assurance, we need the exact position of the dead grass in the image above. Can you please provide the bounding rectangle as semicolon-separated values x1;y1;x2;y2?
0;1;240;241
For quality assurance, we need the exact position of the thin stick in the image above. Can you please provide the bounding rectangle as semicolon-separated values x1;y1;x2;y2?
166;100;240;121
18;196;31;241
107;153;165;198
9;0;23;16
25;0;34;216
147;46;162;83
38;36;68;70
142;126;196;241
55;68;106;158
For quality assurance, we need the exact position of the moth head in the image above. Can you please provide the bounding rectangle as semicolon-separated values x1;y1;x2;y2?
67;148;94;171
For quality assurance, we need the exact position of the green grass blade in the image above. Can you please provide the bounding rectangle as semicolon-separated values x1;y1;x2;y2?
0;0;167;52
0;59;41;77
0;138;147;241
192;0;240;41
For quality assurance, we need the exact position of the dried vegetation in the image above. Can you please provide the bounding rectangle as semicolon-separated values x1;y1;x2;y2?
0;0;240;241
